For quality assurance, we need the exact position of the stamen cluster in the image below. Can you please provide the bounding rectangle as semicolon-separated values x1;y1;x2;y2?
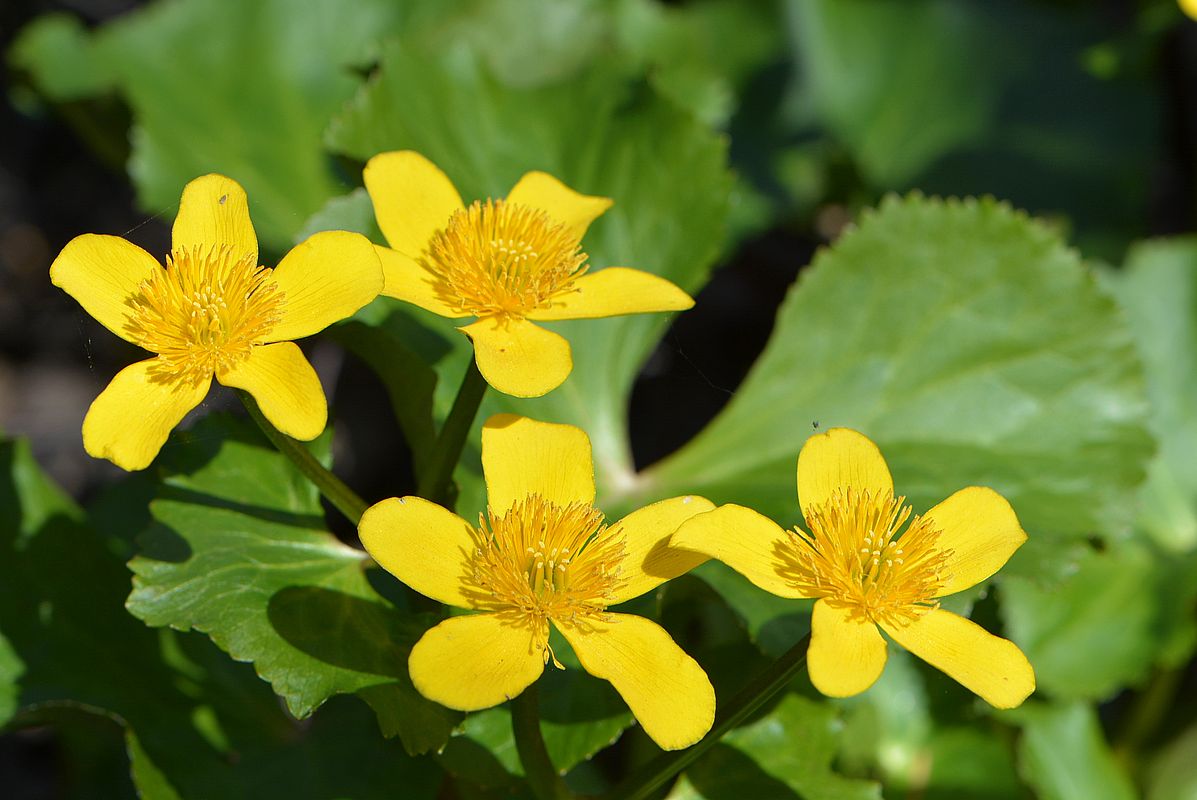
124;246;283;385
468;495;625;653
427;199;587;317
782;488;953;626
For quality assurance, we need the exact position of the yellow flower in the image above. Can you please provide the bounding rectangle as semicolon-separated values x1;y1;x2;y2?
50;174;383;471
362;151;695;397
1182;0;1197;22
671;428;1035;708
358;414;716;750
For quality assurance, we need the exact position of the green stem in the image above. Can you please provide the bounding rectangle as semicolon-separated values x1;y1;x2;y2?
417;356;488;506
1114;664;1183;766
512;685;573;800
238;391;369;524
606;634;811;800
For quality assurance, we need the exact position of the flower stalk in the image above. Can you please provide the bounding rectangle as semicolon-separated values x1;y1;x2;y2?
416;356;488;506
512;684;573;800
605;633;811;800
238;390;369;523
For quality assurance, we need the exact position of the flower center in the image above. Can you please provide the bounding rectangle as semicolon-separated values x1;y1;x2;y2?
467;495;625;663
426;199;587;318
781;489;953;626
124;246;284;385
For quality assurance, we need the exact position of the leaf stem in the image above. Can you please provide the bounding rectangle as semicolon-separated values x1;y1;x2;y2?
605;634;811;800
512;684;573;800
417;356;488;506
238;390;369;523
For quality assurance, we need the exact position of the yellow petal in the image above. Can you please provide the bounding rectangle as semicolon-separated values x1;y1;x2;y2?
808;599;888;698
880;609;1035;709
363;151;463;257
408;613;545;711
527;268;694;321
82;359;209;471
556;613;714;750
50;234;160;342
606;495;716;605
217;342;326;440
375;245;466;318
265;230;384;342
505;171;612;241
797;428;894;522
358;496;478;608
481;414;594;515
670;504;810;599
924;487;1028;597
460;316;572;398
172;174;258;264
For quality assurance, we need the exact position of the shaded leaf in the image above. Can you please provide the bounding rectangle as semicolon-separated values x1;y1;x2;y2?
1013;702;1136;800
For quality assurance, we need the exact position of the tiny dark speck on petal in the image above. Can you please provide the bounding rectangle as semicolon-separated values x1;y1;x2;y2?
219;194;228;204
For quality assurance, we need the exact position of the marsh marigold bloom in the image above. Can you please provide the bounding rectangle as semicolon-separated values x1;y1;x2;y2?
362;151;694;397
50;175;383;470
359;414;716;750
671;428;1035;708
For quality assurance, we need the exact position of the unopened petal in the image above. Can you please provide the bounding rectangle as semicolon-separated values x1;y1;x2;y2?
266;231;383;342
82;359;209;471
797;428;894;523
924;487;1027;597
808;599;888;698
376;245;466;318
670;504;810;599
557;613;714;751
461;316;572;398
50;234;160;342
408;613;545;711
527;268;694;321
605;495;716;605
481;414;594;515
358;496;478;608
505;171;612;241
880;608;1035;709
172;174;257;264
364;151;463;257
217;342;326;440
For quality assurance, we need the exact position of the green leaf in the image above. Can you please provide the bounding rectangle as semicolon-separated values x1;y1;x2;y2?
645;196;1152;577
125;415;459;754
8;14;116;99
786;0;1000;187
668;692;881;800
1113;238;1197;552
324;39;731;513
1013;702;1136;800
25;0;410;251
1147;722;1197;800
0;629;23;726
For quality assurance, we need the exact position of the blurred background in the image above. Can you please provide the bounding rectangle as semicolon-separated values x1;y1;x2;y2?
3;0;1197;798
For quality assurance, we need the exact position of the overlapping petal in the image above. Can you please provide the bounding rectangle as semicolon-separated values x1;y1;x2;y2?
364;151;463;257
557;613;714;751
358;497;477;608
797;427;894;522
481;414;594;514
265;231;383;342
217;342;326;441
807;600;888;698
505;171;612;241
670;504;810;599
82;360;209;471
172;174;258;264
409;613;546;711
605;495;715;605
881;609;1035;709
527;268;694;321
49;234;160;342
374;246;466;318
461;316;573;398
923;487;1028;597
